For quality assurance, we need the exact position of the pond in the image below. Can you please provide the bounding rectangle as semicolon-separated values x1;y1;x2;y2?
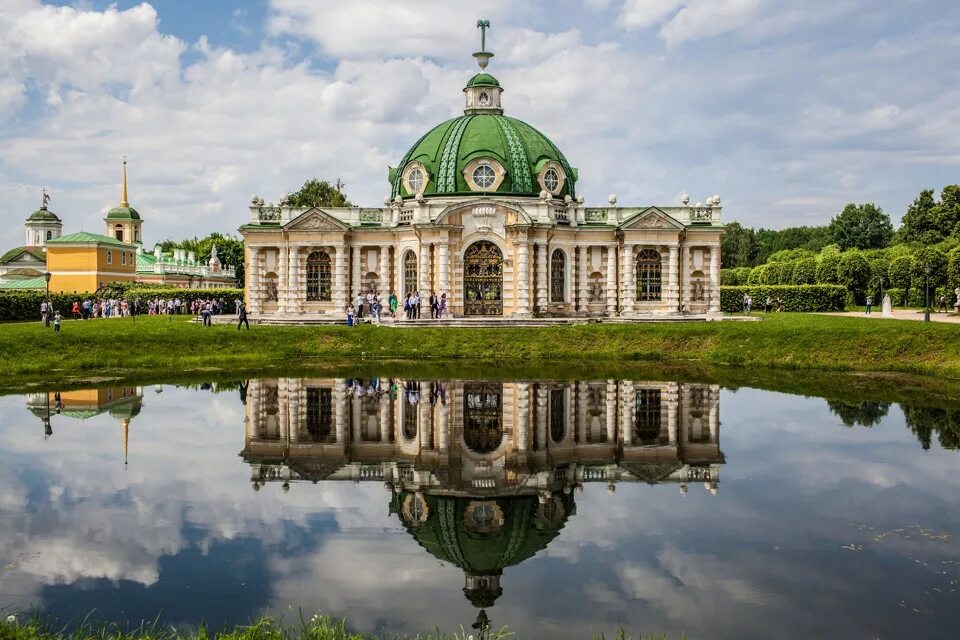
0;375;958;639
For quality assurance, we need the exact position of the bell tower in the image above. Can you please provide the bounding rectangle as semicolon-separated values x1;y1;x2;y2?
104;158;144;244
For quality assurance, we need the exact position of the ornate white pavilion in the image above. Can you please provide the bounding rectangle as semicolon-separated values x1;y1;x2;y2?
240;23;724;321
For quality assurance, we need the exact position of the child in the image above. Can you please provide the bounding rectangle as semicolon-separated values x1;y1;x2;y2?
53;311;62;333
347;306;355;327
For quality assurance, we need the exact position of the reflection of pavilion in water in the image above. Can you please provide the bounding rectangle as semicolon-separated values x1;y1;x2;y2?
26;387;143;461
242;378;722;630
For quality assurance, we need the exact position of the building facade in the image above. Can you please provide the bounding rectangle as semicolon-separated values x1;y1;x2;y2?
240;32;724;320
242;375;722;626
1;163;237;292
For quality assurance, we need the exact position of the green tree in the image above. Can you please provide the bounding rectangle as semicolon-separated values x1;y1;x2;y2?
791;257;817;284
910;246;948;288
827;400;890;427
837;250;871;302
747;264;767;285
720;222;756;268
286;178;352;208
830;203;893;250
898;188;942;244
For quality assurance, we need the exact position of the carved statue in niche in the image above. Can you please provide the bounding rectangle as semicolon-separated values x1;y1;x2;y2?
589;273;604;302
264;276;279;302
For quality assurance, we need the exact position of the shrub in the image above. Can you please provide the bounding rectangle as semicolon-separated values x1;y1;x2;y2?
868;256;890;295
762;262;785;285
747;264;767;285
947;246;960;290
791;257;817;284
777;261;796;284
767;248;815;263
837;251;871;303
720;285;847;312
815;252;840;284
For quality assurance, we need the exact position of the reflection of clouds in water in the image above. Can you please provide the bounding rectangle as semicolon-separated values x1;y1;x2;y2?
1;384;960;638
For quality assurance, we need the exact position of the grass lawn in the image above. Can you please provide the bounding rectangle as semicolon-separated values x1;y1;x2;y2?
3;313;960;393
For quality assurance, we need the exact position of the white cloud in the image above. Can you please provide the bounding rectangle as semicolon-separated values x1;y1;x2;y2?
0;0;957;254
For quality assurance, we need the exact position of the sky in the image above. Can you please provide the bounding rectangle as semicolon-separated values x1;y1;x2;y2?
0;0;958;251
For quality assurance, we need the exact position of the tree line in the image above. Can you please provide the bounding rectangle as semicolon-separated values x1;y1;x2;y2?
721;185;960;305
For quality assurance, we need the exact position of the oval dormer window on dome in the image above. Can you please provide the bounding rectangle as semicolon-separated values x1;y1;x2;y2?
464;158;505;192
402;162;430;196
538;161;566;195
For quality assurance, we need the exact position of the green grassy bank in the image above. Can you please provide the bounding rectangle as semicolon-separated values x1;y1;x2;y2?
2;313;960;389
0;616;672;640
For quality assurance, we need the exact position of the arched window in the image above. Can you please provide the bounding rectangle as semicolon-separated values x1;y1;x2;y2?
634;388;662;445
114;224;123;241
550;249;566;302
635;249;662;302
550;388;566;443
306;251;332;301
403;251;417;297
305;388;333;442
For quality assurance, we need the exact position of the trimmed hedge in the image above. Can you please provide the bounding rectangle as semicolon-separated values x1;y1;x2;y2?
721;285;847;312
886;286;957;309
0;287;244;322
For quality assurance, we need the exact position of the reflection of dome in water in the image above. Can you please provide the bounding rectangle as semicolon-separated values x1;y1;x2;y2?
391;492;575;609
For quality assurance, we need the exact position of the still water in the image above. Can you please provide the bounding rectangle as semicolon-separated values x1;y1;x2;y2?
1;376;958;639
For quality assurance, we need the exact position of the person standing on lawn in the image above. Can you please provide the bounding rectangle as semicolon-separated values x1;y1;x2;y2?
237;302;249;330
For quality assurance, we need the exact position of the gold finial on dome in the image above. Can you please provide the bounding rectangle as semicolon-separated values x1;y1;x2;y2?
120;156;129;208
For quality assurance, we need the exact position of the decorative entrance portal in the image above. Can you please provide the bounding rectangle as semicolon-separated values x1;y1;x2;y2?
463;241;503;316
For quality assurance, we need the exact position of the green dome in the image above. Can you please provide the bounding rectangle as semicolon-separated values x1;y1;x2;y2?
390;114;577;200
395;493;573;576
466;72;500;88
27;207;61;223
106;206;141;221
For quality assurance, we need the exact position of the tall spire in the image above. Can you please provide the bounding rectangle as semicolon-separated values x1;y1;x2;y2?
121;418;130;466
473;19;493;70
120;156;129;208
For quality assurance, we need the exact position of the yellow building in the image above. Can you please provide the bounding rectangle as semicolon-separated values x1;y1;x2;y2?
45;231;137;293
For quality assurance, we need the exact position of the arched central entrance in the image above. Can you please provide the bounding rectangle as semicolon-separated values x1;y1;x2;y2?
463;241;503;316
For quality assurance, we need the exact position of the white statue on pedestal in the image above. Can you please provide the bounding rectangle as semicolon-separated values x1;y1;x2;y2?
882;293;893;318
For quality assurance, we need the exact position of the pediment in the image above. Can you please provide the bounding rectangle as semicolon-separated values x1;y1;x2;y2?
284;208;349;232
620;207;685;231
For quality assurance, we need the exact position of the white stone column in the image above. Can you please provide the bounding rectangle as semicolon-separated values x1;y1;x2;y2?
709;245;721;313
668;244;679;313
278;244;288;314
378;246;390;295
606;245;617;315
605;380;617;443
351;245;362;298
517;235;530;315
381;399;391;443
248;247;261;314
680;244;690;312
577;246;589;313
333;243;347;315
419;242;431;295
334;381;346;445
438;241;450;298
536;243;548;313
621;243;635;316
515;383;529;452
536;385;548;451
288;246;300;314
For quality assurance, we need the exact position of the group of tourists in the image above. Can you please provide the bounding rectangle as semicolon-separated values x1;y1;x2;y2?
741;294;784;314
346;290;448;326
345;377;448;406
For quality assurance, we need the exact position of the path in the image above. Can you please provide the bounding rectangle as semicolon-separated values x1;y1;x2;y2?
819;310;960;324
